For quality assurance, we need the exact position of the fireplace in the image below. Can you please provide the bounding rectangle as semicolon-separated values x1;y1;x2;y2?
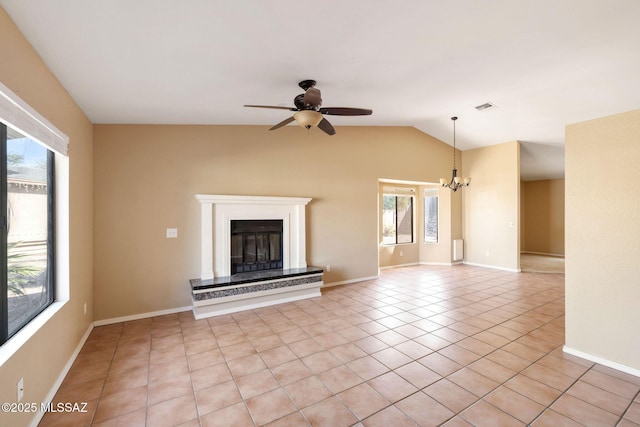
192;194;321;319
231;219;283;274
195;194;312;279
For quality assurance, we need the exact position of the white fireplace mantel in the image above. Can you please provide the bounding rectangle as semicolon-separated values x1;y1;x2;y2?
196;194;312;280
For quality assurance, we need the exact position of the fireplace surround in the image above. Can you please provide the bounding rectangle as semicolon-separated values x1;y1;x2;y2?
195;194;312;279
191;194;323;318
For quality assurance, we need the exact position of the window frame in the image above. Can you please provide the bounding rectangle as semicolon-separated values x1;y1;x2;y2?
0;127;56;343
0;80;69;366
382;193;415;246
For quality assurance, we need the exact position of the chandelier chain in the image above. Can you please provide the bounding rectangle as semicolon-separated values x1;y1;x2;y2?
452;117;456;169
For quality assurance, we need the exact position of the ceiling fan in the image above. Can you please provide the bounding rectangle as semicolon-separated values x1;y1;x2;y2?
244;79;372;135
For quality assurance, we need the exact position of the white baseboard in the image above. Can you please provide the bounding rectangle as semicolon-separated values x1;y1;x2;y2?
521;251;565;258
463;261;521;273
379;262;419;270
93;306;192;326
563;346;640;378
29;323;94;427
419;261;461;266
322;275;379;288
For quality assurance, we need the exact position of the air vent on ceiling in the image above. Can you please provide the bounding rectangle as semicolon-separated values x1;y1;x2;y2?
475;102;497;111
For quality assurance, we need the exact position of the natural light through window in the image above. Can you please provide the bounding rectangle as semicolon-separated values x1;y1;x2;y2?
382;192;414;245
424;188;438;243
4;126;55;340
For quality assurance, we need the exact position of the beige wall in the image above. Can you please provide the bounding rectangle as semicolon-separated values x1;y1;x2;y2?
565;109;640;371
522;179;565;255
93;125;456;320
462;141;520;271
0;7;94;426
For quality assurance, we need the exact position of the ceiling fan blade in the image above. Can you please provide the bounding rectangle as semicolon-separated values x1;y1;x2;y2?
244;104;297;111
269;116;296;131
317;118;336;136
303;88;322;109
319;107;372;116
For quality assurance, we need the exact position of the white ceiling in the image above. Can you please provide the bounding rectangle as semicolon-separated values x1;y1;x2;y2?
2;0;640;180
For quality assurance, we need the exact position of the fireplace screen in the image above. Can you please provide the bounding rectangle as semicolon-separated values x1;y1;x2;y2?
230;220;283;274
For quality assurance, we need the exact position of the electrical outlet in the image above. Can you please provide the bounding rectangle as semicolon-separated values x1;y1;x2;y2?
400;250;403;256
166;228;178;238
17;378;23;402
326;265;331;272
84;302;87;315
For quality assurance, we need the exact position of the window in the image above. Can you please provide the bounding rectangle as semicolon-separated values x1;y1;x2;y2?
0;80;68;362
382;194;414;245
1;124;55;343
424;188;439;243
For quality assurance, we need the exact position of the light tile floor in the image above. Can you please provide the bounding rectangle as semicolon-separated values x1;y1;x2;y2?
40;265;640;426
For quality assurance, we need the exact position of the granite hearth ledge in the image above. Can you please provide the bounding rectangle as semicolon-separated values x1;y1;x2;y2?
190;267;324;291
190;267;324;319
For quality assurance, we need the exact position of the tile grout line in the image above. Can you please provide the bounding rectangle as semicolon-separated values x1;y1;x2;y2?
525;365;594;426
276;274;565;425
615;387;640;426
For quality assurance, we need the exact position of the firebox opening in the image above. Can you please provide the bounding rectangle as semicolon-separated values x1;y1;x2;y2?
230;220;283;274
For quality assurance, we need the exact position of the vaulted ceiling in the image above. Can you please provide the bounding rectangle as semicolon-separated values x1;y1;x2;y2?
2;0;639;180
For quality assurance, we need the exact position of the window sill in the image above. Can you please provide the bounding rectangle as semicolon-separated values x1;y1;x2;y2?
0;299;67;367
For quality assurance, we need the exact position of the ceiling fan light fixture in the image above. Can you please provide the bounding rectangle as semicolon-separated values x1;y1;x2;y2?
294;110;323;129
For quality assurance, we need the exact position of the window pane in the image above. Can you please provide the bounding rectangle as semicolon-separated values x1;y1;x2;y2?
6;133;52;336
424;191;438;243
396;196;413;244
382;195;396;244
382;194;414;245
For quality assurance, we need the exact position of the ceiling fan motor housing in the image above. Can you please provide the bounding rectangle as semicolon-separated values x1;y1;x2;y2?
298;79;317;90
294;94;306;110
303;88;322;109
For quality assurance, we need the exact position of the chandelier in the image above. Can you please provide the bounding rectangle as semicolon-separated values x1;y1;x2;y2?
440;116;471;191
